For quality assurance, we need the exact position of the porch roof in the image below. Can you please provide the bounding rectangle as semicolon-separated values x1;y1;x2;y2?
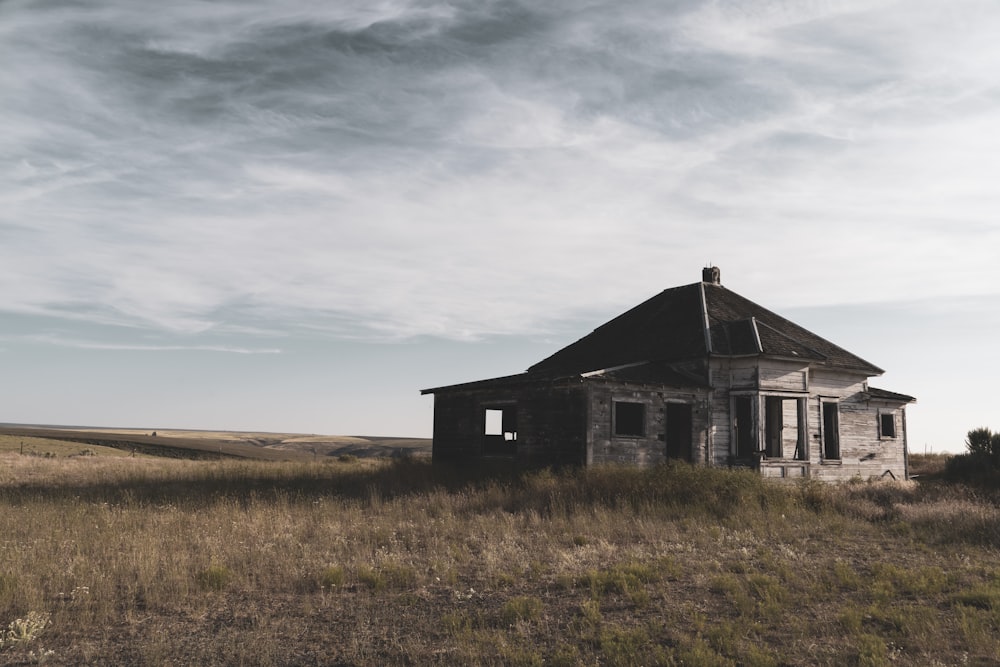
866;387;917;403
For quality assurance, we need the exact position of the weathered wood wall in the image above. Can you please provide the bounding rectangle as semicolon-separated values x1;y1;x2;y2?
588;383;710;466
429;383;589;466
807;371;908;481
430;360;908;481
704;360;908;480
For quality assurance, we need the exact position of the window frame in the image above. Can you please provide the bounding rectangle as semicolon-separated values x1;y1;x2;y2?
763;394;808;461
820;399;841;462
612;400;646;438
482;404;518;457
878;411;896;439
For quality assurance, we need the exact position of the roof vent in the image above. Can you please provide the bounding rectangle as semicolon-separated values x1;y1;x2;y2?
702;266;721;285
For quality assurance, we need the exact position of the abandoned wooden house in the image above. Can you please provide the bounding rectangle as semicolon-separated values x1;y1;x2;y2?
421;267;915;481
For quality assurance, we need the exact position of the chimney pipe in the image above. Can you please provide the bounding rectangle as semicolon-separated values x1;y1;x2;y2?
702;266;721;285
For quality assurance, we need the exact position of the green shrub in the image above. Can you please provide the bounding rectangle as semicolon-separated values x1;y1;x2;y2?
500;596;543;625
951;584;1000;610
356;562;417;592
856;634;889;667
839;605;864;634
677;637;735;666
441;611;474;636
946;428;1000;484
577;599;602;632
596;624;653;667
196;563;233;591
0;573;15;600
945;453;1000;486
498;646;544;667
965;427;1000;461
318;565;345;590
548;643;582;667
578;561;660;600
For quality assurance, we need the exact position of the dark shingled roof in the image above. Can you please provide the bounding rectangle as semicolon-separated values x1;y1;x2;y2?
867;387;916;403
529;281;883;376
529;283;707;375
420;372;570;395
420;360;709;395
704;283;880;372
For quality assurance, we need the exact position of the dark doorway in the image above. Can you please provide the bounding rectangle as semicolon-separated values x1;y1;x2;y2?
734;396;755;458
765;396;784;458
822;402;840;460
665;403;693;461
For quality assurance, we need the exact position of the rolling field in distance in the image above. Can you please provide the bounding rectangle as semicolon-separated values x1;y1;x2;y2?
0;424;431;461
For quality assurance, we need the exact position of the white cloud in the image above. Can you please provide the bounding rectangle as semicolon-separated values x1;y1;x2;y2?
17;333;282;355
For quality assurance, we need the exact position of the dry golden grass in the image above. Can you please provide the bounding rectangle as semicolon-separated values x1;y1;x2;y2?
908;452;952;479
0;436;131;458
0;456;998;665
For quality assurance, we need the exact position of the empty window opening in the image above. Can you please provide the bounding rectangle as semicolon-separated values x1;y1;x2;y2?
822;402;840;460
764;397;783;458
764;397;807;460
793;398;808;461
484;409;503;436
665;403;693;461
614;401;645;437
880;413;896;439
483;406;517;457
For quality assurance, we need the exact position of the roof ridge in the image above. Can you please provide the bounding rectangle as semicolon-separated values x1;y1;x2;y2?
587;282;701;334
754;318;827;360
699;282;712;354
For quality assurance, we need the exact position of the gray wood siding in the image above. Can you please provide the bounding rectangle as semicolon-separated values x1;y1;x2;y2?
589;384;709;466
431;361;908;481
807;371;907;481
759;367;808;392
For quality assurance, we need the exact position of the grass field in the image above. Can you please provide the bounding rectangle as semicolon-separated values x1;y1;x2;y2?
0;435;132;458
0;453;998;665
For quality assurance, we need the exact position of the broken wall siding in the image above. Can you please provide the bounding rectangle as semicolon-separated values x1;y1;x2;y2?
781;399;800;453
516;386;589;466
708;358;735;463
759;365;809;392
429;383;589;466
703;359;906;479
588;383;709;466
431;392;482;463
707;358;811;463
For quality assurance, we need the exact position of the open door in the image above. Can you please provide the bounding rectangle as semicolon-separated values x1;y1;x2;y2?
665;403;693;461
765;397;784;458
733;396;755;459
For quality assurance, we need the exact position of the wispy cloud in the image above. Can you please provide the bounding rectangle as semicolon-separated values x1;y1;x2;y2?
16;333;282;355
3;0;1000;343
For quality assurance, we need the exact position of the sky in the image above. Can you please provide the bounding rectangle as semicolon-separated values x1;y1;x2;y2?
2;0;999;452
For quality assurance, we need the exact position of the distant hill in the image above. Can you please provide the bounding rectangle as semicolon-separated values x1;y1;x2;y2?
0;424;431;461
